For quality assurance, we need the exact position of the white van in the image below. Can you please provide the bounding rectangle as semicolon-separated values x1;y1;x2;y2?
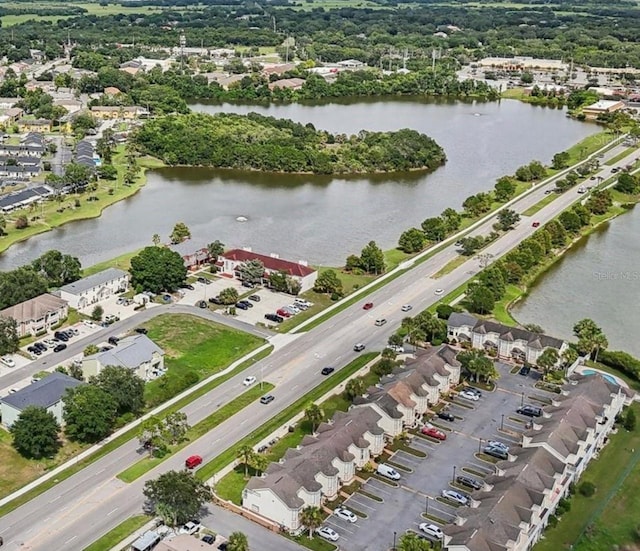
377;463;401;480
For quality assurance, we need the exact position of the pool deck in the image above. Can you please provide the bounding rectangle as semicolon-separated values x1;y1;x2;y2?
575;366;630;389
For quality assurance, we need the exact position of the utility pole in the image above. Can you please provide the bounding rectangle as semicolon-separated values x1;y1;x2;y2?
179;32;186;72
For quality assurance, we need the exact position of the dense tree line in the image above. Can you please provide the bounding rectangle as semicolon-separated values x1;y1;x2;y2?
134;112;446;174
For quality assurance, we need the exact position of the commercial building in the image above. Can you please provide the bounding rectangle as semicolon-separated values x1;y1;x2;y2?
476;56;568;72
0;293;68;337
582;99;625;120
58;268;129;310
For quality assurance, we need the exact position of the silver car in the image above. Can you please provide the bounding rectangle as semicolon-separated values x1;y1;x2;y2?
441;489;468;506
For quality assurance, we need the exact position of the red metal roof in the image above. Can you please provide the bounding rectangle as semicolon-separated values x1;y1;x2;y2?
222;249;315;277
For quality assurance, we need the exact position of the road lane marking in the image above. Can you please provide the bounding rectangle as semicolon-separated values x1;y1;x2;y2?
64;535;77;545
107;507;119;516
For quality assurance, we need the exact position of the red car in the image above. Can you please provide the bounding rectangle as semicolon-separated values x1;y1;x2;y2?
532;221;540;228
421;426;446;441
276;308;291;318
363;302;374;310
185;455;203;469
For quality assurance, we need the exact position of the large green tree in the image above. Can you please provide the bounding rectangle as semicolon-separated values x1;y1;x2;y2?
304;403;324;432
227;532;250;551
300;506;324;539
130;246;187;293
466;284;495;315
170;222;191;244
360;240;386;274
399;531;431;551
495;208;520;231
11;406;61;459
0;267;49;310
537;347;560;376
91;365;145;416
0;316;19;356
31;250;82;287
398;228;426;253
313;269;343;295
143;470;212;527
63;385;118;443
237;259;265;284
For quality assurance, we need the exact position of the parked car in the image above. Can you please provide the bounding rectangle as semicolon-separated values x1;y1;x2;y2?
293;302;308;310
238;300;253;308
54;331;68;342
198;300;208;309
284;305;299;314
235;302;249;310
457;475;482;490
334;506;357;523
517;405;542;417
437;411;455;422
401;304;412;312
135;327;148;335
241;281;254;288
421;425;447;440
209;297;223;305
465;387;482;397
180;284;195;291
483;445;508;460
265;313;284;323
519;365;531;376
276;308;291;318
316;527;339;542
376;463;401;480
294;298;312;307
202;534;215;545
374;318;387;326
53;344;67;353
243;376;257;386
441;489;468;506
0;356;15;368
459;390;480;401
487;440;509;453
197;277;211;285
419;523;444;540
179;521;200;535
217;543;227;551
248;295;261;302
185;455;203;469
83;320;96;328
108;336;120;346
386;345;404;354
363;302;374;310
353;343;366;352
260;395;275;405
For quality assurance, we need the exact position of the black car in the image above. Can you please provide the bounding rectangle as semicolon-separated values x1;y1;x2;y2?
135;327;148;335
519;365;531;376
437;411;455;422
63;330;75;338
248;295;261;302
218;543;228;551
465;387;482;397
108;336;120;346
265;314;284;323
209;297;223;305
198;300;208;309
54;331;69;342
34;342;47;351
181;284;195;291
99;345;113;352
201;534;214;545
321;367;335;376
517;405;542;417
457;475;482;490
197;277;211;285
238;300;253;308
235;302;249;310
241;281;254;288
53;343;67;353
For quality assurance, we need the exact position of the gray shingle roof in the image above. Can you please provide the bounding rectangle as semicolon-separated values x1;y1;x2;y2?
59;268;128;295
1;372;83;411
86;334;163;370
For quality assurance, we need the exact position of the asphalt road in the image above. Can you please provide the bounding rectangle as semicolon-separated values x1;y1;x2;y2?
0;141;635;551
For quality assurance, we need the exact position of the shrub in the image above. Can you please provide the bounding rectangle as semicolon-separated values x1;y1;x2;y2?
579;481;596;497
624;407;636;431
547;515;559;528
556;497;571;516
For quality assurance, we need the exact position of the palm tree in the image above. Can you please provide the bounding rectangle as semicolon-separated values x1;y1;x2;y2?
304;403;324;433
227;531;249;551
562;347;579;368
236;445;255;479
344;377;366;401
591;332;608;362
299;506;324;539
152;233;161;246
207;240;225;263
537;348;560;378
250;453;269;476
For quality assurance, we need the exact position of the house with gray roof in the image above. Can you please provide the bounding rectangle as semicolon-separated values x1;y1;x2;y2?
58;267;129;310
0;372;83;427
0;292;68;337
242;406;384;531
447;312;567;365
82;334;164;381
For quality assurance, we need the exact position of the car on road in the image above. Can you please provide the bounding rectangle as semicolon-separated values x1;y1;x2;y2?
419;523;444;540
248;295;261;302
363;302;374;310
441;489;468;506
316;526;340;542
235;302;249;310
265;313;284;323
437;411;455;422
459;389;480;401
334;506;357;523
260;395;275;405
422;425;446;440
532;221;540;228
243;376;257;386
517;405;542;417
185;455;203;469
401;304;412;312
53;344;67;353
353;343;366;352
544;189;553;195
374;318;387;326
457;475;482;490
577;186;587;194
0;356;15;368
198;300;208;309
434;288;444;295
321;367;335;376
483;445;509;460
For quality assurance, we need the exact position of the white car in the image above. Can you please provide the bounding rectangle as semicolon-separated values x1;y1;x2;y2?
0;356;15;368
419;523;444;539
294;298;312;307
334;506;357;523
83;320;96;328
434;288;445;296
487;440;509;452
316;526;340;542
243;376;257;386
287;305;301;314
374;318;387;326
401;304;412;312
441;489;468;506
43;339;57;348
386;345;404;354
459;390;480;401
179;521;200;535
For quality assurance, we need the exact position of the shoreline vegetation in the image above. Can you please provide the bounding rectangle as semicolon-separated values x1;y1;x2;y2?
133;112;446;174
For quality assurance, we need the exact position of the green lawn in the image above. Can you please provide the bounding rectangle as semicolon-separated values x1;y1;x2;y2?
604;147;636;166
83;515;150;551
564;131;617;165
118;383;274;483
384;248;412;271
492;284;522;326
144;314;264;406
82;249;142;277
534;403;640;551
433;255;466;278
522;192;560;217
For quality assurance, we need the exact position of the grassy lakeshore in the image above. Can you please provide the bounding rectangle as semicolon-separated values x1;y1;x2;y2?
0;148;164;256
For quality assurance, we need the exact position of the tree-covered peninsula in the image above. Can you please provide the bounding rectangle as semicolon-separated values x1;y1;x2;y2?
134;112;446;174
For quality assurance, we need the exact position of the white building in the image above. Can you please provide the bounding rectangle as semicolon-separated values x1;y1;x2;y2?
447;313;568;366
82;334;164;381
0;293;68;337
0;372;83;427
58;268;129;310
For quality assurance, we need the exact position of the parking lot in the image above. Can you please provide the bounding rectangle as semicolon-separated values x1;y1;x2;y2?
323;362;551;550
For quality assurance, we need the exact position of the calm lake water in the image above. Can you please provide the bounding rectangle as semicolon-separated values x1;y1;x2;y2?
511;206;640;357
0;97;597;270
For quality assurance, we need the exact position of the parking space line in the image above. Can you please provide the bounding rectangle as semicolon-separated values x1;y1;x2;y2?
325;520;356;535
346;497;376;511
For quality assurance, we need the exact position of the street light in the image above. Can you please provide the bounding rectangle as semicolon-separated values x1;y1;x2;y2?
501;413;505;430
478;438;483;454
521;392;525;407
392;531;397;551
260;364;264;390
425;496;429;516
452;465;457;483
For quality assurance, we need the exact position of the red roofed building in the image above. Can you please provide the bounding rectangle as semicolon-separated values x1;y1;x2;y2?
221;248;317;292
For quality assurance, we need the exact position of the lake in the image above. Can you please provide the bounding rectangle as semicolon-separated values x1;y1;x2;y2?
0;97;597;270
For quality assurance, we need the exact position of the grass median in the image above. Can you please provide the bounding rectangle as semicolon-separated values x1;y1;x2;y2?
196;352;378;482
118;382;275;483
0;345;273;518
83;515;150;551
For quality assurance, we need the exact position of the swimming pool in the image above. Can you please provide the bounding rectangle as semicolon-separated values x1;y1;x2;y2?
581;369;619;386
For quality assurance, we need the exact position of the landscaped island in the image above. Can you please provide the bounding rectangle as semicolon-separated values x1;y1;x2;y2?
134;112;446;174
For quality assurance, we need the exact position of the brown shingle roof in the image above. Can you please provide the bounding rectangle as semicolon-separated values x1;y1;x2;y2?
223;249;315;277
0;293;67;323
